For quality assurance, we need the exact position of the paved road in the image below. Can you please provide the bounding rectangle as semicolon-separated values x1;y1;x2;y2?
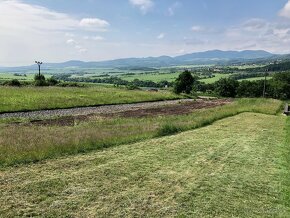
0;99;195;120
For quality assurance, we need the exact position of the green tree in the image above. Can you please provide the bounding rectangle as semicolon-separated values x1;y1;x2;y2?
214;78;239;97
237;80;264;98
269;72;290;99
174;70;196;94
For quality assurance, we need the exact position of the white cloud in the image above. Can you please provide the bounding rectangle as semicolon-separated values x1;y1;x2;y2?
0;0;77;33
242;18;267;31
129;0;154;14
66;39;76;45
92;36;104;41
157;33;165;39
177;49;185;54
79;18;110;31
222;19;290;53
168;2;181;16
78;48;88;53
0;0;109;65
191;26;203;32
279;0;290;18
84;36;105;41
65;33;75;37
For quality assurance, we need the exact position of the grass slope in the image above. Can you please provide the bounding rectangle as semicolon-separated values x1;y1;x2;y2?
0;98;283;166
0;113;288;217
0;86;181;113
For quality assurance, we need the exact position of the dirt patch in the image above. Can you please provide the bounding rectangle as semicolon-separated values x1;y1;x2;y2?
10;99;232;126
103;99;232;118
29;116;76;126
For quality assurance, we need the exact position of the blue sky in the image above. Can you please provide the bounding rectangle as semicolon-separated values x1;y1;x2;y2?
0;0;290;66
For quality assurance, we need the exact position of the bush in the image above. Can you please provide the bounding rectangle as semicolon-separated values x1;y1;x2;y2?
3;79;21;87
34;74;45;81
126;84;140;90
156;124;182;137
47;77;59;86
34;74;47;86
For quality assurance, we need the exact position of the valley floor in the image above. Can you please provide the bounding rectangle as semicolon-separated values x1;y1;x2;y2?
1;112;289;217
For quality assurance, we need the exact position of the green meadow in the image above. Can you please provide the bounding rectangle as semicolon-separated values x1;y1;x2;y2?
0;86;181;113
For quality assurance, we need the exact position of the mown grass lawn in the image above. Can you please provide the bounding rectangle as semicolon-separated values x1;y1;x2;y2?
0;86;181;113
0;113;288;217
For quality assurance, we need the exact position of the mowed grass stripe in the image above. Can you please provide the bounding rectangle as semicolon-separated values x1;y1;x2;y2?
0;113;288;217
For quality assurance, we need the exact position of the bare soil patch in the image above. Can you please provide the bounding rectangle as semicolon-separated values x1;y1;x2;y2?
16;99;232;126
109;99;232;118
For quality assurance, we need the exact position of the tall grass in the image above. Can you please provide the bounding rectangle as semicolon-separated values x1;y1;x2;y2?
0;113;287;217
0;86;182;113
0;98;283;166
282;117;290;210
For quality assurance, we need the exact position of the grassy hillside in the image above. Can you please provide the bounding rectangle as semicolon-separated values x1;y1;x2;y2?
0;98;283;166
0;86;181;113
0;113;288;217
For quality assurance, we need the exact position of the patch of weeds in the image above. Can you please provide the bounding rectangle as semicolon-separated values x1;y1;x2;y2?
156;124;183;137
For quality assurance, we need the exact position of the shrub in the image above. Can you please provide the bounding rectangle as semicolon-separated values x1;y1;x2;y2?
47;77;59;86
34;74;47;86
4;79;21;87
126;84;140;90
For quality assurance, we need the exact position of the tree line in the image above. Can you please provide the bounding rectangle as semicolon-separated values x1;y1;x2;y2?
174;70;290;99
53;74;173;88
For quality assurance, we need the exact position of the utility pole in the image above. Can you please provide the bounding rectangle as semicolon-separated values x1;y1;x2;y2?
263;69;268;98
35;61;43;76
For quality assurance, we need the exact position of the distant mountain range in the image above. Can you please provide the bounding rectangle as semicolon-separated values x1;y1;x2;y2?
0;50;282;71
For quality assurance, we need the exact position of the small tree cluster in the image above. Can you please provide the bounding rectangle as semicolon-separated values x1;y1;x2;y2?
34;74;59;86
173;71;290;100
214;78;239;97
3;79;21;87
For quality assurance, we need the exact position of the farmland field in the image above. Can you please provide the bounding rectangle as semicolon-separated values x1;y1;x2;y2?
0;112;289;217
118;72;180;82
199;73;230;83
0;73;53;81
0;65;273;86
0;86;181;113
